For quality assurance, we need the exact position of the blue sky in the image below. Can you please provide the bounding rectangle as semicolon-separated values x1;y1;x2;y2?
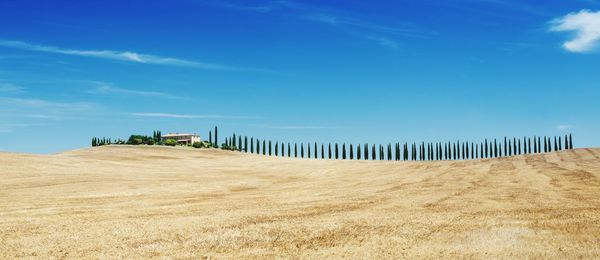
1;0;599;153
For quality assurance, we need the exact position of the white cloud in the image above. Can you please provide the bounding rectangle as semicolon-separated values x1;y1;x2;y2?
0;83;25;94
550;10;600;53
556;125;574;131
0;40;241;70
0;97;96;121
88;84;187;100
131;112;258;119
252;124;336;129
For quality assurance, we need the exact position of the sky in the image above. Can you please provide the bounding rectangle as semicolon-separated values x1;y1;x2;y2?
0;0;599;154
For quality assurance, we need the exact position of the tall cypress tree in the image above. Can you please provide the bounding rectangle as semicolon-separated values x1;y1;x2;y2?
373;144;377;161
301;143;304;158
335;143;339;159
328;143;332;159
307;143;311;158
321;144;325;159
214;126;218;148
209;131;212;146
564;135;568;150
281;142;285;157
518;139;522;155
244;137;248;152
275;141;279;156
294;143;298;158
569;134;573;149
554;136;558;152
558;136;562;150
528;137;531;154
350;144;354;160
314;142;318;159
365;143;369;160
256;139;260;154
268;141;272;156
251;138;254;153
288;143;291;157
357;144;362;160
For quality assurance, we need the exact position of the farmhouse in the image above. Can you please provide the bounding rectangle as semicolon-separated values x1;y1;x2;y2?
161;133;201;145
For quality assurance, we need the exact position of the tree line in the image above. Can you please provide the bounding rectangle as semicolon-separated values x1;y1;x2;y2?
92;127;574;161
220;133;574;161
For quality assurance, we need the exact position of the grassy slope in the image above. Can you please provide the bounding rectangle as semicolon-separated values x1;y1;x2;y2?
1;145;599;258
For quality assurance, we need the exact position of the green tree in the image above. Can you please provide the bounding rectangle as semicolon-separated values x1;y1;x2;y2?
269;140;272;156
342;143;346;160
214;126;218;148
335;143;339;159
294;143;298;158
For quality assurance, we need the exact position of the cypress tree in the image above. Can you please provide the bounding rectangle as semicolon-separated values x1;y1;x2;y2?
288;143;291;157
256;139;260;154
528;137;531;154
209;131;212;146
294;143;298;158
314;142;318;159
504;137;508;157
307;143;311;158
262;140;266;155
281;142;285;157
365;143;369;160
342;143;346;159
301;143;304;158
269;141;272;156
350;144;354;160
214;126;218;148
244;137;248;152
380;145;384;161
372;144;377;161
564;135;568;150
357;144;362;160
275;141;279;156
232;134;237;148
554;136;558;152
493;139;497;158
518;139;522;155
388;144;392;161
558;136;562;150
328;143;332;159
238;136;242;151
569;134;573;149
321;144;325;159
250;138;254;153
335;143;339;159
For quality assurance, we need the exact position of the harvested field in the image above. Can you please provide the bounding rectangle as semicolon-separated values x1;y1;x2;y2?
1;146;599;258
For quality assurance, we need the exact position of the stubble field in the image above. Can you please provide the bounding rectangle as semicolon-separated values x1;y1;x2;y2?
1;145;599;258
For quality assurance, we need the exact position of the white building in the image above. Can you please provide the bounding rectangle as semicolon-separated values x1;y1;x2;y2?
161;133;201;145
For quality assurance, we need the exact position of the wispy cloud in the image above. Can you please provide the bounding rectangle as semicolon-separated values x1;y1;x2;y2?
556;125;574;131
88;84;187;100
196;0;297;13
197;1;429;49
0;97;96;120
0;123;46;133
252;124;336;130
131;112;258;119
0;40;244;70
0;83;25;94
550;9;600;53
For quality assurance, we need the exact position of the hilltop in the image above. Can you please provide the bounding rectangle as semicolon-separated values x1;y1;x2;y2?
1;145;599;258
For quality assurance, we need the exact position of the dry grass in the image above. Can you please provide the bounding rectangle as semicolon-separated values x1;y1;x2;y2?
1;145;600;259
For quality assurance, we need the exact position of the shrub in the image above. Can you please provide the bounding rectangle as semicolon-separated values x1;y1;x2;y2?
145;139;156;145
164;139;177;146
193;142;203;148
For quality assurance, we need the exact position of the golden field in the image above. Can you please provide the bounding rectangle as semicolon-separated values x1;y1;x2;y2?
1;145;599;259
